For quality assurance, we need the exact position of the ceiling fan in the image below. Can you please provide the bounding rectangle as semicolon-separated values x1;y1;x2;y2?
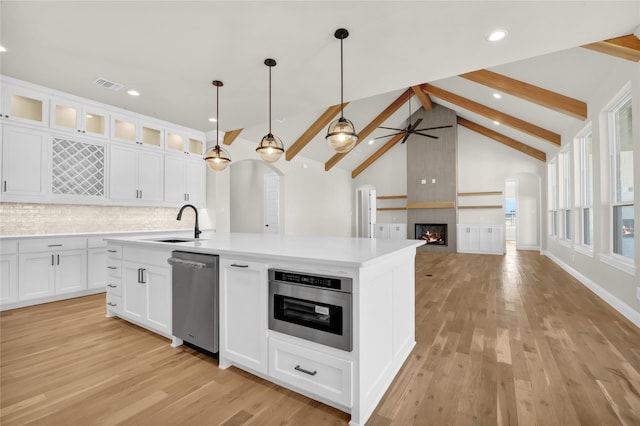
374;99;452;144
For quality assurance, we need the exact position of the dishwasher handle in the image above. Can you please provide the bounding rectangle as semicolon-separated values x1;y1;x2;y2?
167;257;214;269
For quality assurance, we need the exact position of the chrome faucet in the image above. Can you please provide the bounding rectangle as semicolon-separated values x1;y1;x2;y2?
176;204;201;239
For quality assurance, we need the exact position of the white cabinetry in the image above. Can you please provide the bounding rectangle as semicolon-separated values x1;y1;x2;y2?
18;238;87;300
219;258;269;375
1;126;48;199
50;97;109;139
375;223;407;240
105;244;123;316
165;129;205;157
1;83;49;127
111;115;164;149
108;144;164;204
457;224;504;254
120;246;172;336
164;155;206;206
269;336;352;407
87;238;107;290
0;241;18;304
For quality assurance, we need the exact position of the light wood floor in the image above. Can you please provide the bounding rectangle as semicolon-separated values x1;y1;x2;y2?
2;244;639;425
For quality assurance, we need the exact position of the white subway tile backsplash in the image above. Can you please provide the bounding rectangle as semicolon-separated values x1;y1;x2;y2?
0;202;187;236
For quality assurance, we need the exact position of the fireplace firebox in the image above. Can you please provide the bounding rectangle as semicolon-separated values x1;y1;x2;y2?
415;223;447;246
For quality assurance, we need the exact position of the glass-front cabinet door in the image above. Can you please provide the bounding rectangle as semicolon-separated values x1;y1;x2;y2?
1;85;49;127
140;122;163;148
111;115;163;148
165;129;204;157
188;135;204;156
51;98;109;138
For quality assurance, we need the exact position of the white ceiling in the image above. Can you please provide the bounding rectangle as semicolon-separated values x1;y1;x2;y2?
1;1;639;171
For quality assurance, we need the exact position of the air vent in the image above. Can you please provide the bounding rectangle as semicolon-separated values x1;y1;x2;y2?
92;77;124;91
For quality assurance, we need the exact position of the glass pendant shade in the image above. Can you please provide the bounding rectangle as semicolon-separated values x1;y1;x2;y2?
204;145;231;171
326;117;358;153
256;133;284;162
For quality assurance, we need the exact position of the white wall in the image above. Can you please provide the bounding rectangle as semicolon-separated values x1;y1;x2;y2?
206;133;353;237
543;59;640;322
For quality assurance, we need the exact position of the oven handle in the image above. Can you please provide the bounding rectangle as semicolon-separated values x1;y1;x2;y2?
294;365;317;376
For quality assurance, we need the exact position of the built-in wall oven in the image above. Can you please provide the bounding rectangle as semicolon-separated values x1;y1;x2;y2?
268;269;352;352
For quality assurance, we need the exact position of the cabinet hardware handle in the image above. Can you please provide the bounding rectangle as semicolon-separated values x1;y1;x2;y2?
186;193;189;201
3;180;6;192
107;249;117;253
294;365;317;376
77;129;81;133
48;244;62;247
107;266;117;270
57;254;60;265
139;189;142;199
51;254;54;266
107;302;117;307
137;268;142;283
141;268;146;283
107;284;117;288
230;264;249;268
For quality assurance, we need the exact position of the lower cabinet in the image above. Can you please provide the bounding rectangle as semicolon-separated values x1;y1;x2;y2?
121;247;172;336
219;258;268;375
18;248;87;300
87;239;108;290
269;336;352;407
0;253;18;304
458;224;504;254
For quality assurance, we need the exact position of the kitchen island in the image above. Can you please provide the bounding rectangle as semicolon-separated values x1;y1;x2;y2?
104;232;424;426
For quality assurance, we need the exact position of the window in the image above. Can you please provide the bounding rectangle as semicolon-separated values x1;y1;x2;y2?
547;159;557;237
559;148;572;242
576;124;593;248
609;93;634;260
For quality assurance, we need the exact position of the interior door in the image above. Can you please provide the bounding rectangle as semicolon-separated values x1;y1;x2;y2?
263;172;280;234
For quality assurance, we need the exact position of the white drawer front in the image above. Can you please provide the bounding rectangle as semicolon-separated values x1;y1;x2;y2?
106;294;122;314
105;245;122;259
20;237;86;253
269;337;352;407
106;262;121;278
105;278;122;297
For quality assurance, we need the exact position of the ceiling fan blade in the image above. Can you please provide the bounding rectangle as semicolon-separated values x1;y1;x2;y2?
410;118;423;131
413;132;439;139
377;126;404;131
413;125;453;132
374;131;405;140
400;133;411;144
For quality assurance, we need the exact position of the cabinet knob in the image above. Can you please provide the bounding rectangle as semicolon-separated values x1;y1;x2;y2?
107;302;117;307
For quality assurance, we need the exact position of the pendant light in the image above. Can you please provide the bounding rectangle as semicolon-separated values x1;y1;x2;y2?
204;80;231;171
326;28;358;153
256;58;285;163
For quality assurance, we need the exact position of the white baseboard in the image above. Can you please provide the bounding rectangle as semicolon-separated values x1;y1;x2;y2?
516;244;540;251
544;252;640;328
0;288;105;311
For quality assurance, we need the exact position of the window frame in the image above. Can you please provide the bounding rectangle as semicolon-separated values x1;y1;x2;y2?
547;158;558;239
575;123;593;254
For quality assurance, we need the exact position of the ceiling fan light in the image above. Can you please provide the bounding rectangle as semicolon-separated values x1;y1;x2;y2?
326;117;358;153
256;133;285;162
204;145;231;171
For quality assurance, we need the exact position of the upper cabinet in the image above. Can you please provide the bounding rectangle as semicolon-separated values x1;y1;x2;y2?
50;97;109;139
111;115;164;149
165;129;205;157
1;84;49;127
1;126;49;199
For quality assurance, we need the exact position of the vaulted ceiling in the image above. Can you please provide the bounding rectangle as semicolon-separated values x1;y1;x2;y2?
2;1;639;175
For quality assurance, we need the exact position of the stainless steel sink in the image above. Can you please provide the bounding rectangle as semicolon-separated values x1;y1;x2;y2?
147;238;199;243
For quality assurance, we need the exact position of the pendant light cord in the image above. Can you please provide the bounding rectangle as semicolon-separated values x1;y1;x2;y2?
268;64;272;134
215;84;220;149
340;36;344;119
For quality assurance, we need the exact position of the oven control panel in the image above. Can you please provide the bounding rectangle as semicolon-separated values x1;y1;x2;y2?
269;269;352;293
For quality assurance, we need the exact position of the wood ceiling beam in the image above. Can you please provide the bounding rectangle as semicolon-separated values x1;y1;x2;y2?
582;34;640;62
285;104;344;161
457;117;546;162
411;85;433;111
420;83;561;146
325;88;413;171
460;69;587;120
223;128;243;145
351;131;406;179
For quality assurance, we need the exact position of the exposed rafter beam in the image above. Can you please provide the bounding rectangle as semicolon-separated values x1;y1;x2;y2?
285;104;344;161
460;69;587;120
582;34;640;62
351;131;406;179
411;85;433;111
457;117;546;162
420;83;561;146
325;88;413;171
223;128;244;145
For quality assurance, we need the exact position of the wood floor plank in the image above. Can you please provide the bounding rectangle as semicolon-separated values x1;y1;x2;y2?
2;242;640;425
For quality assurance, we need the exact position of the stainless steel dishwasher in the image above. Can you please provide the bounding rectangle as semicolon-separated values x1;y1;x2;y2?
168;251;219;354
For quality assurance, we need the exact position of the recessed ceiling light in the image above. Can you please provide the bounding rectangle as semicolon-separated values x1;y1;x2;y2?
368;139;374;145
0;46;6;53
493;93;502;99
487;29;508;42
127;90;140;96
493;121;500;126
208;117;217;122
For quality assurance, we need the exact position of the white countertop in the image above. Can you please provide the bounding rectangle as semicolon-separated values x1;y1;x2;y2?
105;232;425;267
